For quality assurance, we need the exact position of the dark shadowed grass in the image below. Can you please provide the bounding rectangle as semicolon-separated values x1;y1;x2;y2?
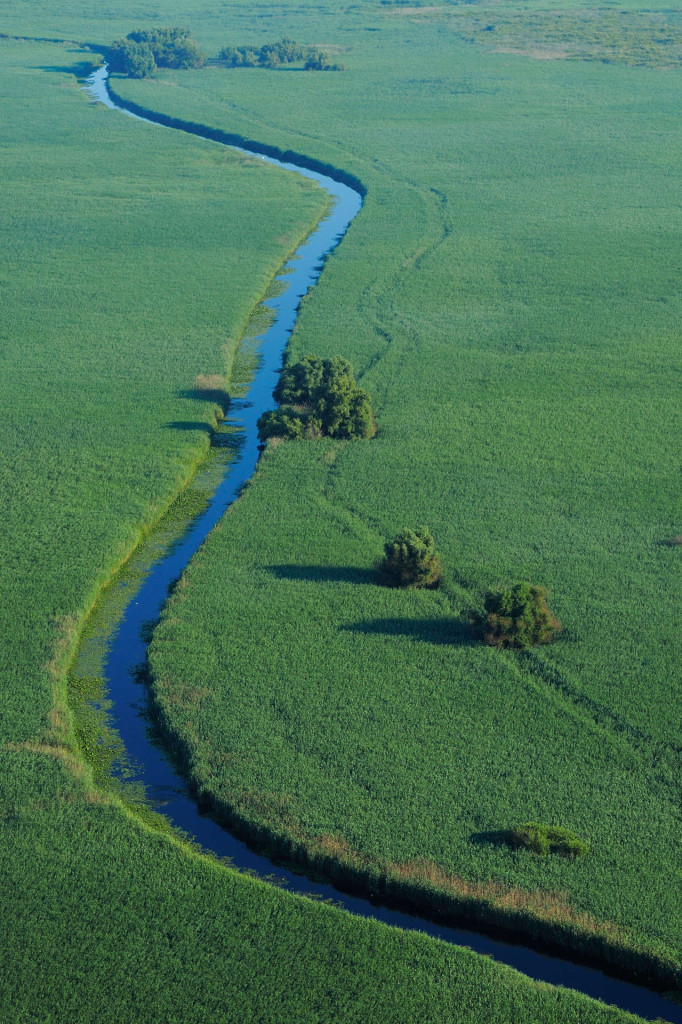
268;563;380;585
342;616;474;645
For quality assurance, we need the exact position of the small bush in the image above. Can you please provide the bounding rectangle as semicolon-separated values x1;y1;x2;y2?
475;582;561;648
378;527;442;588
258;355;376;442
510;822;589;859
665;534;682;547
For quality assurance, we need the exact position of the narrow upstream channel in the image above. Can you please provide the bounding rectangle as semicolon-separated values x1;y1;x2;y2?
77;66;680;1024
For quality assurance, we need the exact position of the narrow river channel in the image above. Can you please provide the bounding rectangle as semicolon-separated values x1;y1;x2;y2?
77;66;680;1024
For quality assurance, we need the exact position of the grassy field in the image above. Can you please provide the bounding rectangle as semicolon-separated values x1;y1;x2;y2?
4;754;649;1024
0;35;328;749
0;28;653;1024
115;0;682;990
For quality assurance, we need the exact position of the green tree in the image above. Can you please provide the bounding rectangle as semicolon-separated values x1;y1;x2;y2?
378;527;442;588
259;355;376;442
110;39;157;78
304;48;344;71
217;39;344;71
126;27;204;68
475;583;561;648
256;407;306;441
112;27;203;77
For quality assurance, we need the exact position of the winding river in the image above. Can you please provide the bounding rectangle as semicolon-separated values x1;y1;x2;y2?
77;66;680;1024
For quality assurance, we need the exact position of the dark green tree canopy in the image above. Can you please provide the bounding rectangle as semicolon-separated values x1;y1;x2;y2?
110;27;203;78
218;38;344;71
272;353;337;405
258;355;376;442
256;407;306;442
476;582;561;648
111;39;157;78
378;527;442;589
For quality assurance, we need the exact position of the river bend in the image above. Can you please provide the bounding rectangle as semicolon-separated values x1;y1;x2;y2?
77;66;680;1024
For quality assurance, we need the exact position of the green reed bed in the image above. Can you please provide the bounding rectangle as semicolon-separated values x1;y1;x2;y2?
128;4;682;988
0;31;643;1024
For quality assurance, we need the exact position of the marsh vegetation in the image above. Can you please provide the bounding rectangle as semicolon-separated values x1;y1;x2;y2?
2;0;682;1018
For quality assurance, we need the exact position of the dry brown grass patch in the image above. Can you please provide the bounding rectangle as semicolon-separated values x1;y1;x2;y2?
194;373;226;393
314;833;356;861
388;857;628;942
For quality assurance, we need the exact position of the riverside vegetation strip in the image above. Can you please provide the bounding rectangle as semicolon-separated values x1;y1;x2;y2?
117;0;682;994
0;31;651;1024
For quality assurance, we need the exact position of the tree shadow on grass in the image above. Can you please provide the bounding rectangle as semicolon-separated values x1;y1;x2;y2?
164;421;214;434
342;617;476;646
267;564;379;586
179;386;230;411
38;62;99;79
470;829;513;849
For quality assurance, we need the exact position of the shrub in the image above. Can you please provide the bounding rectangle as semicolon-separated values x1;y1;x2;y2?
257;407;307;442
304;48;345;71
475;582;561;648
258;355;376;442
510;822;589;859
217;45;259;68
259;38;307;67
378;527;442;588
217;38;344;71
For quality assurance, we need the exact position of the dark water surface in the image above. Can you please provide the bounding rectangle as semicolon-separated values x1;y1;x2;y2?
77;67;680;1023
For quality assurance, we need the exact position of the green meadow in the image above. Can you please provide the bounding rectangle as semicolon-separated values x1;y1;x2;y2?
129;0;682;988
0;0;679;1019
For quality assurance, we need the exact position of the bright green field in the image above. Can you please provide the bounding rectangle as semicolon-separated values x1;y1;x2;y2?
125;0;682;987
0;28;652;1024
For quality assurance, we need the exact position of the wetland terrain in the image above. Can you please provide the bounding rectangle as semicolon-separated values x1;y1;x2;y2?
1;2;681;1021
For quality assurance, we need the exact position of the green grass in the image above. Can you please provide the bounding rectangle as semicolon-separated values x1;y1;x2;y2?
120;2;682;989
0;36;326;748
385;3;682;69
0;31;650;1024
3;753;646;1024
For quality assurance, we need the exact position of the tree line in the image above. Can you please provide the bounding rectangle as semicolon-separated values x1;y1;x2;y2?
217;38;345;71
109;29;345;78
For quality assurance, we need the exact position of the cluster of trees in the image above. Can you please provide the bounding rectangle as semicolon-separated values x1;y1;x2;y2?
260;359;560;649
217;38;345;71
109;30;344;77
110;27;204;78
257;356;376;442
378;529;562;648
